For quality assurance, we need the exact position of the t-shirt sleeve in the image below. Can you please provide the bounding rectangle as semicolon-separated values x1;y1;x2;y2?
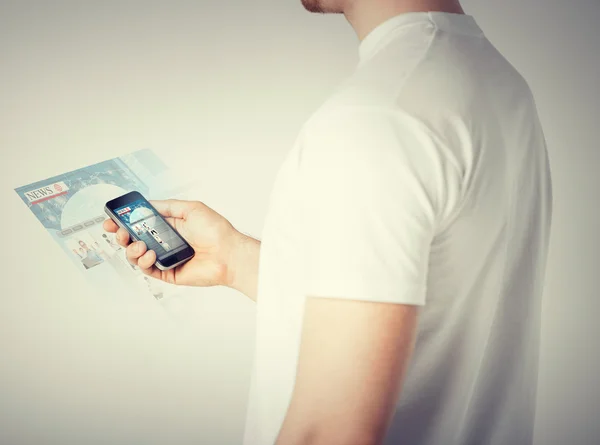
298;107;463;306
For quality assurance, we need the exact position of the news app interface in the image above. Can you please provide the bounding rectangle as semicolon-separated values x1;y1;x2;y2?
114;199;187;260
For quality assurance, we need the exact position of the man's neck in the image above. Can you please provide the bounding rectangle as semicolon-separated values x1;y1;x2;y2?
344;0;465;41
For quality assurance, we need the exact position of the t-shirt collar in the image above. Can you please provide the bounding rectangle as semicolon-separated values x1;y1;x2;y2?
358;11;483;62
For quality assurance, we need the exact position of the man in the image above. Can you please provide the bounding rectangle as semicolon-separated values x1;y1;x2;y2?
104;0;552;444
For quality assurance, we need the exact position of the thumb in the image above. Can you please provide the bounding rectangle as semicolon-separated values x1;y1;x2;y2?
149;199;199;220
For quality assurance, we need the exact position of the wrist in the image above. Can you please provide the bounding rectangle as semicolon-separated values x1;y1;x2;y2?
226;229;260;301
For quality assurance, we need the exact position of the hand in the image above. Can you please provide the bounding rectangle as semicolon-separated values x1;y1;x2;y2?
103;199;241;288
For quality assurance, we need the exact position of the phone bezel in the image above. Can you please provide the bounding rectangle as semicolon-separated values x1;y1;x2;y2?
104;191;195;271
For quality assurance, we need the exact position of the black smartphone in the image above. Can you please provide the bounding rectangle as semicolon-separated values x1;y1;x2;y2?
104;191;195;271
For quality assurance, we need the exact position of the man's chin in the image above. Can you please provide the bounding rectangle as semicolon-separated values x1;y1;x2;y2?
301;0;323;13
301;0;342;14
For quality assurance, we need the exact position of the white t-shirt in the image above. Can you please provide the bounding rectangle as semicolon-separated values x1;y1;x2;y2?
243;12;552;445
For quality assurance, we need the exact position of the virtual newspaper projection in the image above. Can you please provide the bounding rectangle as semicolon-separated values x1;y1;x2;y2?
14;149;185;301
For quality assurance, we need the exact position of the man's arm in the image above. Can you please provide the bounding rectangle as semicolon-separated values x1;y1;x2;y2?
227;231;261;302
274;296;419;445
105;199;262;300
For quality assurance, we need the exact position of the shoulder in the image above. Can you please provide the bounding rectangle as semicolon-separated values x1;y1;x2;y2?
300;102;445;164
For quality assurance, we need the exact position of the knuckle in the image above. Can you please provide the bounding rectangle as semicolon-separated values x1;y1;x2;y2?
127;247;138;260
139;256;150;269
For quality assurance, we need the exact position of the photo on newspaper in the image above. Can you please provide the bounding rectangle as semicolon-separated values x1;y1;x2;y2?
14;149;193;301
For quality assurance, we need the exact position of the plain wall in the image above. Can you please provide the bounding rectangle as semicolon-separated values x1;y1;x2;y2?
0;1;598;444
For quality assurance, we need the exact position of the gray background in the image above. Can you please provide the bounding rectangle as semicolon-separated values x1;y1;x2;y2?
1;0;598;444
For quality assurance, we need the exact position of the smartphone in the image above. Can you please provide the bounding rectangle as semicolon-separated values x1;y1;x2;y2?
104;191;195;271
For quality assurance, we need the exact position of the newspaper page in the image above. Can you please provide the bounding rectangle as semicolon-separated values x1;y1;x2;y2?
14;149;193;301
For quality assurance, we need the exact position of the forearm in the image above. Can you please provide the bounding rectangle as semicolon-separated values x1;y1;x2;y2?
276;421;378;445
227;230;261;301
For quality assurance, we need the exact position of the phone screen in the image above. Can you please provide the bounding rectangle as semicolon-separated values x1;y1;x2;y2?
113;198;188;262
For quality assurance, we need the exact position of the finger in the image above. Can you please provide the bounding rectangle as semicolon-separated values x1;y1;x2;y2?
137;249;157;271
137;250;164;282
139;264;164;281
150;199;200;219
126;241;147;265
115;228;131;247
103;219;118;233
